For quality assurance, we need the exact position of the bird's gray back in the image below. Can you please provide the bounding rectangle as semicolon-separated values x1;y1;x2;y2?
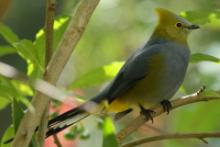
93;39;190;107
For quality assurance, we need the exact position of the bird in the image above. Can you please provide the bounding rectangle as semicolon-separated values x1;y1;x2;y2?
46;8;200;137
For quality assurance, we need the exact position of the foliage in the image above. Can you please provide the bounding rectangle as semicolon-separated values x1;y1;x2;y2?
0;0;220;147
102;116;118;147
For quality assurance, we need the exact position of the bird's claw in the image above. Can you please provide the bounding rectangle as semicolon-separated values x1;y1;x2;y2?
160;100;172;114
139;105;155;123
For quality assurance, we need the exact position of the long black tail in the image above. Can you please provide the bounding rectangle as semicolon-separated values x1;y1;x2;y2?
46;94;106;137
4;107;89;144
4;98;102;143
46;106;90;137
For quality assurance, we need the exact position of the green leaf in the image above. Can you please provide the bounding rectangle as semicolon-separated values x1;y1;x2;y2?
34;16;69;55
0;96;10;110
0;23;19;44
0;77;33;111
14;39;43;69
0;77;17;100
102;116;118;147
180;9;220;25
31;16;69;79
64;125;89;140
69;61;124;89
80;130;90;140
190;53;220;63
13;39;44;78
0;83;15;100
12;98;24;131
0;125;14;147
0;23;44;79
11;80;33;96
0;45;16;57
0;77;33;99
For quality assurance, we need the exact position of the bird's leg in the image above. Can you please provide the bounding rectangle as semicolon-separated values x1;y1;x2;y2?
139;105;155;123
160;100;172;114
114;108;133;120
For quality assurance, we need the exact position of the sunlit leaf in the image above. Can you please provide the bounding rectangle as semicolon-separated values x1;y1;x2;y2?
34;16;69;55
207;13;220;28
0;77;33;111
0;84;14;100
14;39;43;69
32;16;69;79
190;53;220;63
181;9;220;25
0;23;19;44
102;116;118;147
0;96;10;110
11;80;33;96
0;23;44;79
14;39;44;78
0;125;14;147
0;77;17;100
69;61;124;89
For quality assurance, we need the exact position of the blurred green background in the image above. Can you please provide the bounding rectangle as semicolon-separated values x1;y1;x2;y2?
0;0;220;147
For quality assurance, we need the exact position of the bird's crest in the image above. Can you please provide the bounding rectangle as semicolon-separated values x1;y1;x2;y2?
153;8;199;45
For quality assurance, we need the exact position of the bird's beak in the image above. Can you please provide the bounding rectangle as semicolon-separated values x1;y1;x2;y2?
186;24;200;30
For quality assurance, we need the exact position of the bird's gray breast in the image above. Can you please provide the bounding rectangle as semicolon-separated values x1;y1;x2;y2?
158;42;190;100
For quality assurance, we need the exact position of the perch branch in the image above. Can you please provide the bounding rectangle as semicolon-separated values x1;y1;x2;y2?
11;0;100;147
121;131;220;147
117;86;220;143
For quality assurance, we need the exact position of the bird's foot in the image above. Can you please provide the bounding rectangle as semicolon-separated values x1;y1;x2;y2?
196;85;206;96
160;100;172;114
139;105;155;123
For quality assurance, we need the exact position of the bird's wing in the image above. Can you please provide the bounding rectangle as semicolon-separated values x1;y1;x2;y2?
99;44;163;103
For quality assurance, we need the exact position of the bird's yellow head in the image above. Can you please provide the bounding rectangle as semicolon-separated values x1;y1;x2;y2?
153;8;199;45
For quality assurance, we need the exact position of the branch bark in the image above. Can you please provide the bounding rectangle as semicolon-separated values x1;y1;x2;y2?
12;0;100;147
36;0;56;146
53;134;62;147
117;87;220;144
121;132;220;147
45;0;56;64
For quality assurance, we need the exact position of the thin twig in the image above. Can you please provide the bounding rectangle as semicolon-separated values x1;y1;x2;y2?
36;0;56;146
11;0;100;147
53;134;62;147
117;86;220;143
121;132;220;147
45;0;56;64
144;124;167;134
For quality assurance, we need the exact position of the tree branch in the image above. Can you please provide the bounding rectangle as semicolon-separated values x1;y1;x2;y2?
45;0;56;64
121;132;220;147
36;0;56;146
117;86;220;144
11;0;100;147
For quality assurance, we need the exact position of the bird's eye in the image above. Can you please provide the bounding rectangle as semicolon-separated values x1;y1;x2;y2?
176;22;182;28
